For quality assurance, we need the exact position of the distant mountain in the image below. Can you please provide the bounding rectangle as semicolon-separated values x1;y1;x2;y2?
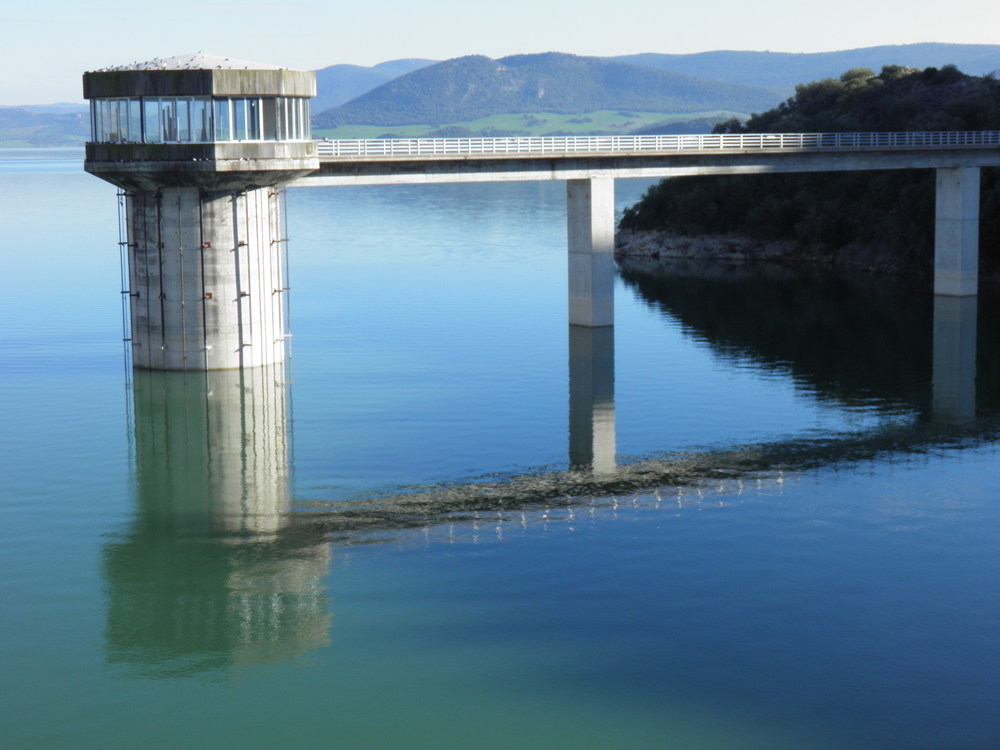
16;103;89;115
314;53;782;127
613;43;1000;95
313;59;436;113
0;106;88;146
9;44;1000;145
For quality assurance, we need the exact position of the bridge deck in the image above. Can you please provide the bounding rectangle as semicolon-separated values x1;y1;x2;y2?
300;131;1000;186
315;131;1000;159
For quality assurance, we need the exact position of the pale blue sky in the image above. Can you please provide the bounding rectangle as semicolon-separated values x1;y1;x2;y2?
5;0;999;104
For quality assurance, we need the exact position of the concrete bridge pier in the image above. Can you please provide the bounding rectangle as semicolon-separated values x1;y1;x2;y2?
932;294;977;424
568;324;616;473
567;176;616;327
934;167;980;296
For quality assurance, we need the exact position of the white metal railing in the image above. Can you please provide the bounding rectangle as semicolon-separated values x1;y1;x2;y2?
315;131;1000;159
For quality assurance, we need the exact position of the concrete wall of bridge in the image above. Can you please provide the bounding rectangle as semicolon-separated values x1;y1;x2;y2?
298;147;1000;187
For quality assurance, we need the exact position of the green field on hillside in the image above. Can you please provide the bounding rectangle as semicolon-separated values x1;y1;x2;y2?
313;110;744;139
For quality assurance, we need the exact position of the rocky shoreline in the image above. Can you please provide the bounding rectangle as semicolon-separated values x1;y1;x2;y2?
614;229;934;278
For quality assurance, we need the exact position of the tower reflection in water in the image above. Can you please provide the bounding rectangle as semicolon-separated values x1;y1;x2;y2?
102;367;331;677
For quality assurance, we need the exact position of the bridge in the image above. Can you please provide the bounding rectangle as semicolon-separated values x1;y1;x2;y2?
82;57;1000;370
310;130;1000;179
296;131;1000;326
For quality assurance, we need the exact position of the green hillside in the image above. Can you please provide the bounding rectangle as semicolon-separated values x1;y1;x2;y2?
619;65;1000;276
313;109;745;139
313;53;781;128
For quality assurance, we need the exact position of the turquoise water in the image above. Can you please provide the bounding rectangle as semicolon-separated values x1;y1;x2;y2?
1;148;999;749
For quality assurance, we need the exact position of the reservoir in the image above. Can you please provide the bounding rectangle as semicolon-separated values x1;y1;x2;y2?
1;147;998;749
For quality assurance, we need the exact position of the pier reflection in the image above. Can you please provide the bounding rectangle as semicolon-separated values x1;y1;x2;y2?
933;295;977;424
568;325;616;473
102;367;330;677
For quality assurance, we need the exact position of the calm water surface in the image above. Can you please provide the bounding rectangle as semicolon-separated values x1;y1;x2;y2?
1;148;998;749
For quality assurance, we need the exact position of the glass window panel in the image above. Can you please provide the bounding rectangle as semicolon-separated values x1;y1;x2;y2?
247;98;260;140
190;99;209;142
99;100;108;142
177;100;190;142
301;99;311;139
110;99;124;142
160;99;177;142
94;100;105;141
214;99;231;141
107;100;115;141
287;98;297;140
262;98;277;140
120;99;131;142
144;99;161;143
129;100;142;143
234;99;247;141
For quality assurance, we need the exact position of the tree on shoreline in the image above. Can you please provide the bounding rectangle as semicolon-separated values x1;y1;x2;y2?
619;66;1000;274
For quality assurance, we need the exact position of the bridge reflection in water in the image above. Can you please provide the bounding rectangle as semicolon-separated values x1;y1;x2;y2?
102;262;993;675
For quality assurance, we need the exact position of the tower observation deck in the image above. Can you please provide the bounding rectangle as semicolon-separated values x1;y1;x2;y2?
84;54;317;370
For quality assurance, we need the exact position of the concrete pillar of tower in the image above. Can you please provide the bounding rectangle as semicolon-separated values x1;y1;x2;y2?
567;176;616;327
934;167;980;297
127;187;287;371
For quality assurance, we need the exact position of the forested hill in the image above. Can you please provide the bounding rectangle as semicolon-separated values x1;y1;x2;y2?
313;59;435;113
312;53;781;128
612;44;1000;94
618;66;1000;277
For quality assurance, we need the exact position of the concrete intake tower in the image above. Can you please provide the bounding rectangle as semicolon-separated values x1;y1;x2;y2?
84;54;317;370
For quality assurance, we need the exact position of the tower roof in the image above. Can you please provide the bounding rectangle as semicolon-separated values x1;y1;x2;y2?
83;55;316;99
91;54;288;73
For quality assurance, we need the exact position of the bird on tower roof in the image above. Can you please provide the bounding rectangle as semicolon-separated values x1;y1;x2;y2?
94;53;285;73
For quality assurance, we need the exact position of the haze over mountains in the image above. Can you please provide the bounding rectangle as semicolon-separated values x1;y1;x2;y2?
4;43;1000;145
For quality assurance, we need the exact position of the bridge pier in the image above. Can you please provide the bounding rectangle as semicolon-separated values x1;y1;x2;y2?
934;167;980;296
567;177;616;327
